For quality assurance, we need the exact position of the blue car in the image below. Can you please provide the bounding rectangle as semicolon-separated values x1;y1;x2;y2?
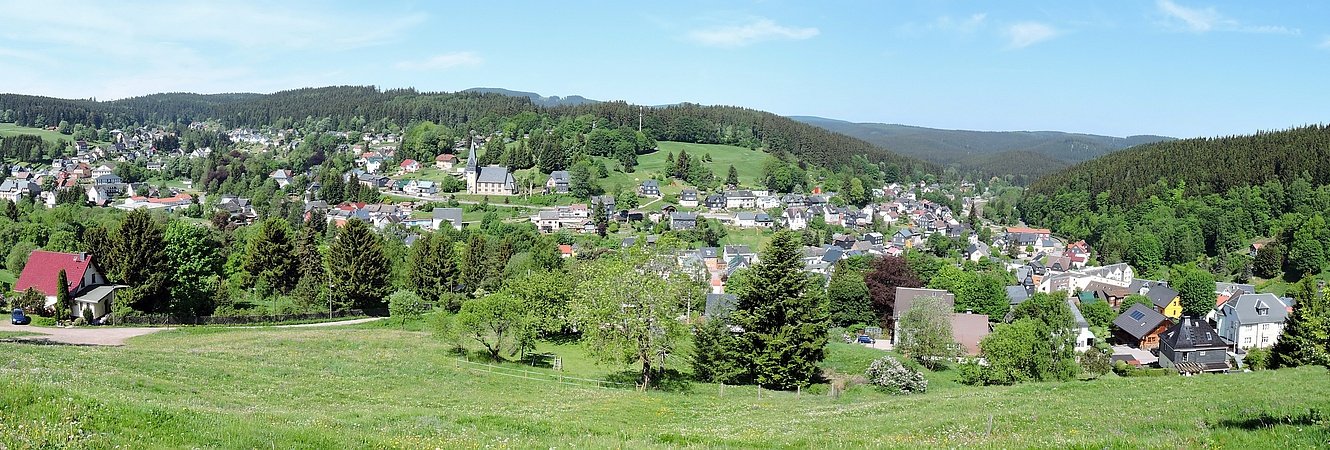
11;308;31;325
856;335;874;344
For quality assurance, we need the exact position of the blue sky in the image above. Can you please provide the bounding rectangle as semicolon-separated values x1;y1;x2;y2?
0;0;1327;138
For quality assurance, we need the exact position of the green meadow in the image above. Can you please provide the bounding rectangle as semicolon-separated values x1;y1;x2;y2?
1;321;1327;448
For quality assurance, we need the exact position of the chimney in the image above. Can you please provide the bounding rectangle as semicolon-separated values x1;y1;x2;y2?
77;252;87;262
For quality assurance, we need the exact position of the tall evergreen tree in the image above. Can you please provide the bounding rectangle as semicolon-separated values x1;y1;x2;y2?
292;226;327;311
55;269;70;320
725;165;739;186
460;234;488;295
731;230;830;389
113;209;169;313
1271;280;1329;368
408;232;458;303
243;217;298;294
591;199;608;237
327;218;391;310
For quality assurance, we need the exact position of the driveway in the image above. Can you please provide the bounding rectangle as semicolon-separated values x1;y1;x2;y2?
0;322;168;346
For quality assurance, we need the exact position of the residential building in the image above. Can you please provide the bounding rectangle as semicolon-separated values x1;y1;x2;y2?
679;188;699;207
1214;293;1289;350
435;153;457;170
638;179;660;197
670;212;697;230
1112;303;1171;351
13;250;122;320
1158;316;1230;374
546;171;570;194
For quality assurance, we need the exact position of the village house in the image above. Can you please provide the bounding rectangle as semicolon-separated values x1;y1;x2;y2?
679;188;699;207
431;207;464;231
14;250;123;320
270;169;294;188
704;193;726;209
638;179;660;197
546;170;570;194
1157;317;1230;374
670;212;697;230
435;153;457;170
399;159;421;173
1112;303;1171;351
783;207;808;230
1214;292;1289;350
0;179;39;203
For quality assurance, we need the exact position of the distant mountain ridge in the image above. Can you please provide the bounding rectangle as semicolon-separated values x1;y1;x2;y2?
790;115;1174;181
460;87;598;107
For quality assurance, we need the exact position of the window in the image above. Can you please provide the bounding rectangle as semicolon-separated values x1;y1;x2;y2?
1129;310;1145;321
1261;336;1270;344
1244;336;1252;344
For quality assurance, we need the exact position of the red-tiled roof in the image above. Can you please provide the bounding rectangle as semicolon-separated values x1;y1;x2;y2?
14;251;92;296
400;159;418;167
558;244;573;255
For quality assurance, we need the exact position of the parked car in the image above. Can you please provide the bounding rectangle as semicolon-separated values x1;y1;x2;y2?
856;335;874;344
11;308;31;325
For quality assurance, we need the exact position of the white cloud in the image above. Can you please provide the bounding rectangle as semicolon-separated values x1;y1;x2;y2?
934;13;988;34
686;18;819;48
1004;22;1058;49
395;52;484;71
1156;0;1298;35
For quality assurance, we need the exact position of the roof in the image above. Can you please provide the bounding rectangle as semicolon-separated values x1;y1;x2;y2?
1159;316;1226;351
894;287;955;319
477;166;514;185
641;180;658;188
1219;293;1289;325
1142;282;1179;309
1067;299;1090;329
1112;303;1170;340
14;251;94;296
548;170;569;182
432;207;463;223
1005;286;1031;305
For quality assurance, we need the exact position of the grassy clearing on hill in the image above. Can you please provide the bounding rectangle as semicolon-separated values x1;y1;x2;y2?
0;269;14;286
1;323;1327;448
597;142;770;195
0;123;84;144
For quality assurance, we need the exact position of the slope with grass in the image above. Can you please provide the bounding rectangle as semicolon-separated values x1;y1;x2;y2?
595;141;769;196
0;123;82;144
1;325;1327;448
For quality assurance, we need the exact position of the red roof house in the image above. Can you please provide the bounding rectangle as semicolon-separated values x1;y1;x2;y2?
14;250;120;319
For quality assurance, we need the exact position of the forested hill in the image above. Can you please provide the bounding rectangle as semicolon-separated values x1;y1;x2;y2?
791;116;1171;181
460;88;598;107
0;86;934;174
1024;124;1330;208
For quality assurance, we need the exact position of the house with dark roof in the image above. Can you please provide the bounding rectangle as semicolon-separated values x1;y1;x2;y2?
638;179;660;197
1215;293;1289;350
545;170;569;194
1006;285;1031;306
1140;281;1182;318
703;193;726;209
1158;316;1230;374
14;250;122;320
1112;303;1171;351
679;188;699;207
670;212;697;230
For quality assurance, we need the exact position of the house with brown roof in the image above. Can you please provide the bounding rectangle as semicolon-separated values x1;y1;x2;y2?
1112;303;1171;351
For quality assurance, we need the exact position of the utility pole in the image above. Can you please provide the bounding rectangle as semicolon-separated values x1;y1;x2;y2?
638;106;643;133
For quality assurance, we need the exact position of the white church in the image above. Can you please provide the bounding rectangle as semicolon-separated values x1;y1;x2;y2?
465;142;517;196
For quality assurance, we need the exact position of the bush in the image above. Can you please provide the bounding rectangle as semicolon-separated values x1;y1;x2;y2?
1244;347;1271;370
387;290;428;326
957;358;986;386
864;355;927;395
1079;348;1112;379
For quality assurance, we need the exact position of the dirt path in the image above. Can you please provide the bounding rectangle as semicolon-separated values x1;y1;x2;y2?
269;317;384;328
0;322;168;346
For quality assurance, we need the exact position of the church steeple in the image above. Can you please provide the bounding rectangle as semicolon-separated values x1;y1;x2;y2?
466;140;478;174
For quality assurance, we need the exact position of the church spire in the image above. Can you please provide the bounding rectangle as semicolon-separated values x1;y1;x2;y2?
466;140;478;173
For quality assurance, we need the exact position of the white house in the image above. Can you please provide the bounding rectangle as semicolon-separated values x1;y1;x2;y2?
1215;293;1289;350
1067;299;1097;352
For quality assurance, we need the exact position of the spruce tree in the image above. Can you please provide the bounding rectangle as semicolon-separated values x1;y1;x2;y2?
326;218;391;310
726;165;739;186
731;230;830;389
113;209;169;312
1271;281;1329;368
460;234;488;295
292;227;327;311
243;217;298;294
409;232;458;302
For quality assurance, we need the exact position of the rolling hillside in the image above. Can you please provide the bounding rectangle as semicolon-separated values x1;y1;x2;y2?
1024;124;1330;208
460;87;598;107
791;116;1172;180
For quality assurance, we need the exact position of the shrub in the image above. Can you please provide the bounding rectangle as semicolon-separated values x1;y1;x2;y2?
957;358;986;386
1244;347;1271;370
1080;348;1113;379
387;290;428;326
864;355;927;395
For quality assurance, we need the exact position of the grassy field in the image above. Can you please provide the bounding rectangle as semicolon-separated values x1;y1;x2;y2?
0;269;14;286
0;123;88;144
1;322;1327;448
597;141;770;196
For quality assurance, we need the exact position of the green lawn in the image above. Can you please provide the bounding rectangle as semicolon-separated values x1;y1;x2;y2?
1;324;1327;447
0;123;92;144
597;141;771;194
0;269;15;286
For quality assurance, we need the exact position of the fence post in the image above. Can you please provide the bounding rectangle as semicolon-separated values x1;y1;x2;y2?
719;383;724;397
796;385;801;399
757;386;761;400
